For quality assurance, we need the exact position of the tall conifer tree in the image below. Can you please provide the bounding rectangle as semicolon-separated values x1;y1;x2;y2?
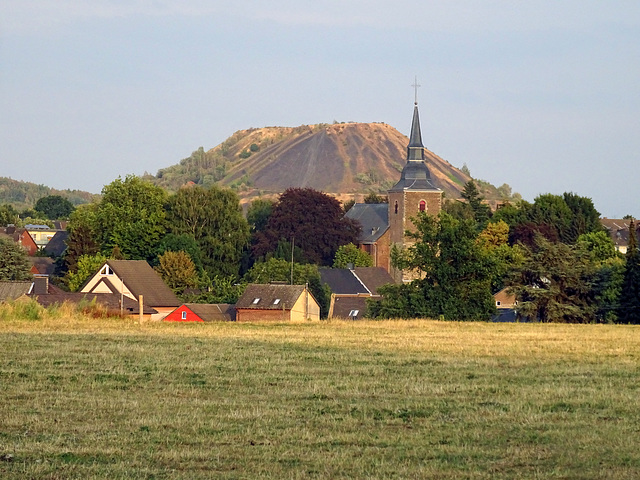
618;220;640;324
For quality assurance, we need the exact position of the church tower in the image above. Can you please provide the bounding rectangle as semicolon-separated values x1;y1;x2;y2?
388;96;443;282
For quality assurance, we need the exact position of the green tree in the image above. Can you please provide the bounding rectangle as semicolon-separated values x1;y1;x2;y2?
154;233;204;273
461;180;492;228
363;192;388;204
0;204;19;226
66;253;108;292
155;251;199;296
34;195;75;220
167;185;250;279
333;243;373;268
617;220;640;324
65;204;100;273
246;198;274;233
252;188;360;266
371;212;496;320
94;176;168;261
0;237;32;281
508;235;597;323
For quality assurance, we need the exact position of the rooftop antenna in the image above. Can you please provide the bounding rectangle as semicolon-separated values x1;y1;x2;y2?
411;76;421;105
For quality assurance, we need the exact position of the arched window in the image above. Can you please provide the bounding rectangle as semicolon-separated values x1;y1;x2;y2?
394;201;398;214
419;200;426;212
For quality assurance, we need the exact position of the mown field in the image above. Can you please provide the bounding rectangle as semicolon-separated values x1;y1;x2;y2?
1;315;640;479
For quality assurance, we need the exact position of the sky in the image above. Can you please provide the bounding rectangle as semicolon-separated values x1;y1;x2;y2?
1;1;639;218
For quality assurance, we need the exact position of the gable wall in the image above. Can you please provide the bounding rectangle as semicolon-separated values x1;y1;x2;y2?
164;305;203;322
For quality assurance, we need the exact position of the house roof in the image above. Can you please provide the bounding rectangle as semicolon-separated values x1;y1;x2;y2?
320;267;395;295
105;260;180;307
43;231;69;257
600;218;639;249
182;303;236;322
320;268;369;295
236;284;308;310
31;292;157;315
29;257;56;275
344;203;389;243
0;281;33;302
331;296;368;320
353;267;395;294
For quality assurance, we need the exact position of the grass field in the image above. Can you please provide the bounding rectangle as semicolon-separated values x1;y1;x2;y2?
1;314;640;479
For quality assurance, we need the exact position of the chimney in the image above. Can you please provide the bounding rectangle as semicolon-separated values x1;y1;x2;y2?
33;276;49;295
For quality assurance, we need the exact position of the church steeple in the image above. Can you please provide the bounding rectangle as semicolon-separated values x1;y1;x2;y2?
407;103;425;161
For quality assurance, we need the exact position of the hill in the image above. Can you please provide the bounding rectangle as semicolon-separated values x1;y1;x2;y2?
144;123;517;205
0;177;97;211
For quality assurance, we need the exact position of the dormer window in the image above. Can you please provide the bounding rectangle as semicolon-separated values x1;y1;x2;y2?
273;299;281;305
252;298;260;305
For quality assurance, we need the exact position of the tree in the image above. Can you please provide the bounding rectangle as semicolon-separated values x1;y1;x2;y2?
154;233;204;273
167;185;250;279
244;257;330;317
370;212;497;320
246;198;274;233
94;176;168;261
66;253;108;292
507;235;597;323
461;180;492;228
333;243;373;268
363;192;388;204
562;192;602;243
155;251;199;296
617;220;640;324
252;188;361;266
64;204;100;273
34;195;75;220
0;237;32;281
0;204;19;226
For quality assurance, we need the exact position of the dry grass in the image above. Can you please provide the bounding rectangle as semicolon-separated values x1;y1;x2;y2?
1;315;640;478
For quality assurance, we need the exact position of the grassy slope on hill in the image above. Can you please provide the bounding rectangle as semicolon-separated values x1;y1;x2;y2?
1;317;639;479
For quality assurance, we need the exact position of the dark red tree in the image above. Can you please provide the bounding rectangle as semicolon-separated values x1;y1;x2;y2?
252;188;361;266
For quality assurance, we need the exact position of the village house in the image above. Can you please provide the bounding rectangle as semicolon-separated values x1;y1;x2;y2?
80;260;180;320
235;284;320;322
165;303;236;322
600;218;639;254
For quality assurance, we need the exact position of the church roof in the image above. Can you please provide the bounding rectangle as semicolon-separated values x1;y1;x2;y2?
344;203;389;243
389;103;441;193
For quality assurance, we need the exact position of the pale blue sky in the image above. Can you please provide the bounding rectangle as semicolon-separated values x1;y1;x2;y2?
1;1;639;217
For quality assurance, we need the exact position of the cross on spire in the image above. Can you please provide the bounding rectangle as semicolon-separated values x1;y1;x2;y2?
411;76;421;105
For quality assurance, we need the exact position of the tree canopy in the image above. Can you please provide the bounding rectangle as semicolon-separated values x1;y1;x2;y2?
34;195;75;220
0;237;32;281
618;220;640;324
252;188;360;266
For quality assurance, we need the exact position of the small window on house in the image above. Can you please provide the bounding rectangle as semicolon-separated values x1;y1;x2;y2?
348;310;359;317
252;298;261;304
99;265;113;275
181;311;187;320
394;201;398;214
496;301;501;306
273;299;281;305
419;200;426;212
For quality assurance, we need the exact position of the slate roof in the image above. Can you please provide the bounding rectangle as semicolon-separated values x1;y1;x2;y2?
600;218;639;250
344;203;389;243
0;281;33;302
183;303;236;322
30;257;56;275
320;267;394;295
43;231;69;257
96;260;180;307
236;284;307;310
331;296;368;320
389;103;441;193
352;267;395;294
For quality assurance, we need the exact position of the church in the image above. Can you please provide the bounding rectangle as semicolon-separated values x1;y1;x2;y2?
345;98;443;282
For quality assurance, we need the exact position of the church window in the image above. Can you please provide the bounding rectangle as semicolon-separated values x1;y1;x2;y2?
394;201;398;214
419;200;426;212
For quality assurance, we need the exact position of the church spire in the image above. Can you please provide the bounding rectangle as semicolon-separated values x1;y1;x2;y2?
407;104;425;160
